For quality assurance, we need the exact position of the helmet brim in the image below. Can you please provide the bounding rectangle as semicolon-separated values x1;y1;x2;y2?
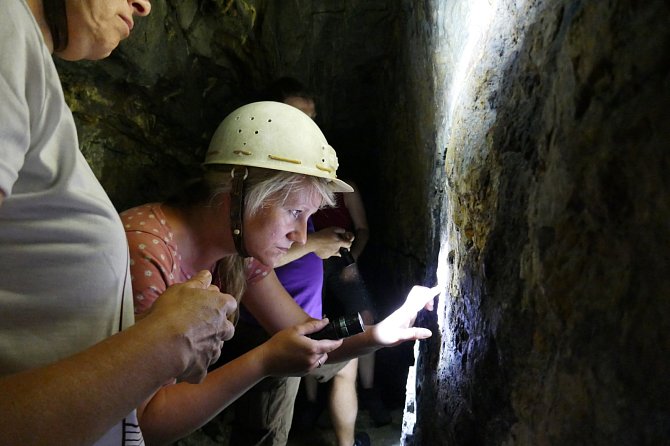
329;178;354;193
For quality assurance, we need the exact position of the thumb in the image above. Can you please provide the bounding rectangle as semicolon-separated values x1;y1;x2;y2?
186;270;213;289
297;318;330;336
406;327;433;340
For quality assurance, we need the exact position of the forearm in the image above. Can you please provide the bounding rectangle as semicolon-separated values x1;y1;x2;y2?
0;321;184;446
243;271;314;334
276;227;350;266
326;326;381;363
139;346;269;445
275;244;312;266
351;228;369;260
328;284;438;365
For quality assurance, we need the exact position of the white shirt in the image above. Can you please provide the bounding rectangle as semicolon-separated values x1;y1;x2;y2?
0;1;140;444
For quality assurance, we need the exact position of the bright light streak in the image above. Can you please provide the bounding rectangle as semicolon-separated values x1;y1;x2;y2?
435;235;450;335
402;0;525;443
447;0;499;121
400;349;418;445
436;0;504;355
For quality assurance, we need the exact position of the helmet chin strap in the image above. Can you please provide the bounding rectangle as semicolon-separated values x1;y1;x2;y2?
230;167;250;258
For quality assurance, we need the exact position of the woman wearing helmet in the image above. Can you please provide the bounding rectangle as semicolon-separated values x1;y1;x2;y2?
121;101;437;444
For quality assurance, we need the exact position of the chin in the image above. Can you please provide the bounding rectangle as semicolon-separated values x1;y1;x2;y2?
258;254;279;268
56;45;116;61
264;257;279;268
91;49;115;60
88;43;117;60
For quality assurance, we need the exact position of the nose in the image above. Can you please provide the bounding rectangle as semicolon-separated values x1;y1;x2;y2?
130;0;151;16
288;219;308;245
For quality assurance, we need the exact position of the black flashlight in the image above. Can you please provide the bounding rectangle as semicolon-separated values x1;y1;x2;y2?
339;247;355;266
337;231;355;267
307;313;365;340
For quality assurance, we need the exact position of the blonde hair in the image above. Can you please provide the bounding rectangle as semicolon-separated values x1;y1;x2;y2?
172;165;336;323
202;165;336;212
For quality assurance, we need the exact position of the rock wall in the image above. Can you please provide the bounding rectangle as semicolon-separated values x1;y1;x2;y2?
404;0;670;445
57;1;405;212
57;0;271;211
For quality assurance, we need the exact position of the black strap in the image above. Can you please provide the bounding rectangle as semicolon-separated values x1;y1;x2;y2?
119;247;130;332
230;168;250;258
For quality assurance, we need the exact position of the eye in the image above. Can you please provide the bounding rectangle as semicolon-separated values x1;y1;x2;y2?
290;209;302;219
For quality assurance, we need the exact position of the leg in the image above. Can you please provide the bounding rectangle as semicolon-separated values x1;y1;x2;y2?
230;375;301;446
356;310;376;390
291;374;321;430
357;352;375;390
329;359;358;446
355;311;392;427
304;374;318;403
357;352;391;426
222;321;301;446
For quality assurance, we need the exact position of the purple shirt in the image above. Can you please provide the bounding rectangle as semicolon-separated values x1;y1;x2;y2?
274;218;323;319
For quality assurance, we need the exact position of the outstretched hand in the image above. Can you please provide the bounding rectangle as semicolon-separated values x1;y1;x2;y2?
371;285;440;347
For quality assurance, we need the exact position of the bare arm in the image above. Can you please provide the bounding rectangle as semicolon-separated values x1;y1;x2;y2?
135;266;344;444
327;285;439;362
243;270;316;332
275;226;352;267
136;318;341;445
343;181;369;260
242;273;439;364
241;273;373;361
0;271;236;446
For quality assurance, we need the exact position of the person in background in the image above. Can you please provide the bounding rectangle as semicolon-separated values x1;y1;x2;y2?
222;77;372;446
122;101;438;445
0;1;238;445
268;77;391;432
312;178;392;427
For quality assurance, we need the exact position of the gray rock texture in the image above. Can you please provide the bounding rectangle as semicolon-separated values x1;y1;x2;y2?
402;1;670;445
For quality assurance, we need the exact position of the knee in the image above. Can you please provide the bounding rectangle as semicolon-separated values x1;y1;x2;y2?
335;359;358;383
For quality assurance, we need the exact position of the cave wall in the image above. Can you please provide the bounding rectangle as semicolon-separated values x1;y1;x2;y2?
403;0;670;445
56;0;406;218
56;0;270;210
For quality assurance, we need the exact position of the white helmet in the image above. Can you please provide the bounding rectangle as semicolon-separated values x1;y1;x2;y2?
204;101;353;193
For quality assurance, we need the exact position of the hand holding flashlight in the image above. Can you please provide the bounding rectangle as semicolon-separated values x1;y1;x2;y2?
307;313;365;340
336;231;356;266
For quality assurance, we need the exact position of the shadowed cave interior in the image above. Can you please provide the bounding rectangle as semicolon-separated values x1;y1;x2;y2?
57;1;669;445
